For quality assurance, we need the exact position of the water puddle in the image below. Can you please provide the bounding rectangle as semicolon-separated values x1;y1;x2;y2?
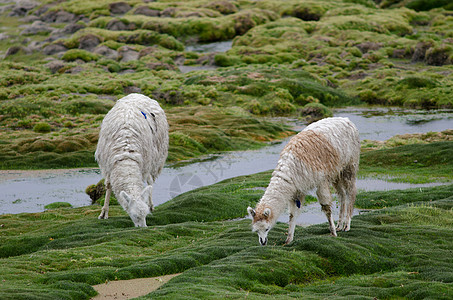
0;108;451;216
179;40;233;73
185;40;233;53
178;65;218;74
336;107;453;141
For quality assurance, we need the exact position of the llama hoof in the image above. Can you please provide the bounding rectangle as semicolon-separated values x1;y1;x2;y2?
285;237;293;245
98;212;108;219
336;222;347;231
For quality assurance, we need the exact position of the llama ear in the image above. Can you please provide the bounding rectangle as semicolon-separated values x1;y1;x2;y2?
120;191;131;209
263;208;271;218
141;185;153;199
247;207;256;217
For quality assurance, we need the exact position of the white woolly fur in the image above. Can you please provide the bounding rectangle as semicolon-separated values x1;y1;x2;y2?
248;117;360;245
95;93;169;227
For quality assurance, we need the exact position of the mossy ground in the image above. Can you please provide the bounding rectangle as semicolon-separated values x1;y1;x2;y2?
1;1;452;297
2;0;452;170
1;150;452;299
0;105;293;169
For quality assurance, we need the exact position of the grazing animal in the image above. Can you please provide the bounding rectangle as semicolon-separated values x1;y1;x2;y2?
247;117;360;245
95;93;169;227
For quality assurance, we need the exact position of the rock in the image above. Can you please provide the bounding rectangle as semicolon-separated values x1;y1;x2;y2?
93;45;119;60
20;15;40;22
355;42;383;54
33;4;51;17
109;2;132;14
42;43;67;55
41;10;77;23
45;60;66;73
106;19;128;31
138;46;158;58
0;5;14;15
44;32;66;43
118;69;135;74
9;0;38;17
160;7;176;17
425;46;451;66
65;65;84;74
78;34;101;51
391;49;408;59
124;86;142;94
0;33;10;41
411;41;432;62
133;6;160;17
26;40;44;52
55;10;77;23
62;23;85;34
203;1;238;15
20;20;53;36
146;62;177;71
5;46;25;57
118;46;139;62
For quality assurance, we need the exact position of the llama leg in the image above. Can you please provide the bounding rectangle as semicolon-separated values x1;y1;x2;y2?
343;164;358;231
317;182;337;237
344;175;357;231
333;179;348;231
285;194;304;245
146;175;154;212
99;181;111;219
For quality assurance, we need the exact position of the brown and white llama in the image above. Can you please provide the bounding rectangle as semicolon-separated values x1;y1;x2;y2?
247;117;360;245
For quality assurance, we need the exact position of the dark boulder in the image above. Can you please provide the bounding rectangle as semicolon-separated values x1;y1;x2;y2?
411;41;433;62
4;46;26;57
45;60;66;73
109;2;132;14
78;34;101;51
203;1;238;15
425;46;451;66
9;0;38;17
118;46;139;62
93;45;119;60
106;19;128;31
62;23;86;34
20;20;53;36
133;6;160;17
41;10;77;23
355;42;383;54
42;43;68;55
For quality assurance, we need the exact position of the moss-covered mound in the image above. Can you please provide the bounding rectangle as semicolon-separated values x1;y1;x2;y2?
360;140;453;183
1;169;452;299
1;0;452;170
0;105;292;169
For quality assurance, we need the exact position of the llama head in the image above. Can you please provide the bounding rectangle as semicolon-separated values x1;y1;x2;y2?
119;190;151;227
247;206;273;246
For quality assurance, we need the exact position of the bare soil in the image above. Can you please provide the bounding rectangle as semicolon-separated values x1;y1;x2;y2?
91;274;181;299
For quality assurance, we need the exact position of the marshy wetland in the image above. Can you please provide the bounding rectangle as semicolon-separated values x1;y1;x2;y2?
1;0;453;299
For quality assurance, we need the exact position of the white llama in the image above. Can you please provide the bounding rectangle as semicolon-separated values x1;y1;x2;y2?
95;93;169;227
247;117;360;245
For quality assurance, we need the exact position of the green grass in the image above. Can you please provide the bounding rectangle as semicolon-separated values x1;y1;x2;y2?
360;141;453;183
1;173;452;299
356;184;453;209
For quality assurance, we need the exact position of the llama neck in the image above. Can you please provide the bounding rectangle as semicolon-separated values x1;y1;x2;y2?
258;172;297;224
110;159;143;200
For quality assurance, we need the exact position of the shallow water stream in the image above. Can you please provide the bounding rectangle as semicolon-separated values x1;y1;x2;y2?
1;108;452;220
